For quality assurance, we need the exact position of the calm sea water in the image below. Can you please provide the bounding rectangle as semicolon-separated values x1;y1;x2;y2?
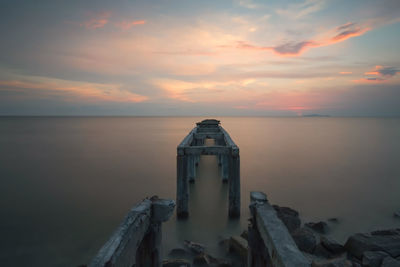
1;117;399;266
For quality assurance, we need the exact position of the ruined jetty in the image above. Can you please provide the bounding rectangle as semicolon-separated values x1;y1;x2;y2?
177;119;240;218
89;119;311;267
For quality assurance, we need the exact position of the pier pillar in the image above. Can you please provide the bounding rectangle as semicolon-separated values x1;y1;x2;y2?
221;155;229;183
135;222;161;266
187;155;196;183
177;154;189;218
229;154;240;218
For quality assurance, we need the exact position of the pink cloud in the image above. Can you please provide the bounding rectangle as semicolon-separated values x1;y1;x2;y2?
114;20;146;30
0;79;148;103
80;12;111;29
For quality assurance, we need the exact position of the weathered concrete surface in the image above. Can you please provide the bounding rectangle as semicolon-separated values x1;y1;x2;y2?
249;191;311;267
152;198;175;223
183;145;231;155
187;155;196;183
89;199;152;267
176;119;240;219
221;155;229;182
89;197;175;267
228;155;240;218
177;155;189;218
250;191;267;203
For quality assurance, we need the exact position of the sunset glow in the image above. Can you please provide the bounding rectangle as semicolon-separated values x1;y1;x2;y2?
0;0;399;116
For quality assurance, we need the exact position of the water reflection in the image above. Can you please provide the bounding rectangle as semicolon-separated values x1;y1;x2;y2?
171;154;240;258
1;117;400;266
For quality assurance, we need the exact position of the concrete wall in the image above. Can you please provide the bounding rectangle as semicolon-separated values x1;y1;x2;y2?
89;196;175;267
248;192;311;267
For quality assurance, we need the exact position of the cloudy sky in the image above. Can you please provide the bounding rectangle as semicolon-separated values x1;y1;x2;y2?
0;0;399;116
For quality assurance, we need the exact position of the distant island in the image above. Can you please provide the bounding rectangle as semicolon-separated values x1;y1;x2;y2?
302;114;331;117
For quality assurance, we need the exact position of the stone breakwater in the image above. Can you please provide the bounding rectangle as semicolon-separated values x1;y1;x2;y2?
88;192;400;267
164;200;400;267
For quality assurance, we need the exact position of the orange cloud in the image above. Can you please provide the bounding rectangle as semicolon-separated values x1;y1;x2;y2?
80;12;111;29
115;20;146;30
339;71;352;75
0;78;147;103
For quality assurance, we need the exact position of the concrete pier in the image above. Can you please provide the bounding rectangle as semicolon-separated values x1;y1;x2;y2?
248;192;311;267
89;196;175;267
176;119;240;218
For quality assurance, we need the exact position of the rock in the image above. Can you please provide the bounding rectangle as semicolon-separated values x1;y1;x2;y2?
321;236;345;254
240;230;248;240
305;221;329;234
193;254;209;265
228;236;248;262
381;256;400;267
346;253;362;266
184;240;205;255
311;257;352;267
163;258;191;267
371;229;400;236
362;251;389;267
292;227;317;253
193;253;231;267
218;238;230;252
344;230;400;259
273;205;301;233
169;248;192;259
314;243;337;259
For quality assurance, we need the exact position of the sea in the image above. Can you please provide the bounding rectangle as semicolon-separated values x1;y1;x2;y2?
0;117;399;266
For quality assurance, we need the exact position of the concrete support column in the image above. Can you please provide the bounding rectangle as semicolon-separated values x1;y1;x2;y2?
177;154;189;218
135;223;161;267
187;155;196;183
228;154;240;218
221;155;229;183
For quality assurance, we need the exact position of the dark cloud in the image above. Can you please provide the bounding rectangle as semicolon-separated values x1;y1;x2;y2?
331;28;365;41
378;66;399;77
272;41;315;55
336;22;356;31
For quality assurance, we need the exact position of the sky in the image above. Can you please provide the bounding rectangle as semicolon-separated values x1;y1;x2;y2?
0;0;399;116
